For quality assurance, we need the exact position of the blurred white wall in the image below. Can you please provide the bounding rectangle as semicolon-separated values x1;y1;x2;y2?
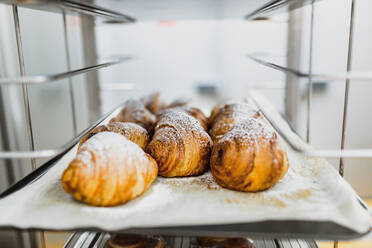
96;19;287;113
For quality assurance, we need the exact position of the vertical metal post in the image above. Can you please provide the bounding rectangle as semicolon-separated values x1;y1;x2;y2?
63;10;78;135
39;231;46;248
0;87;16;185
335;1;356;247
13;5;46;248
12;4;36;171
285;8;303;129
81;14;101;122
339;0;355;178
306;0;315;143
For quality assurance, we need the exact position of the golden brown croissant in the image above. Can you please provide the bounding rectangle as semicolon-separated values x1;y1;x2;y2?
208;101;261;142
79;122;149;149
208;101;260;125
146;109;212;177
210;118;289;192
62;132;158;206
166;97;189;109
157;106;208;131
111;99;156;132
182;106;208;131
140;92;189;115
140;92;167;114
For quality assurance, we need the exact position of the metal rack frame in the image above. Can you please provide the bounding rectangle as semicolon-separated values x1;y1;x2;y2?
0;0;371;247
245;0;320;20
0;56;132;85
247;54;372;81
248;0;370;248
0;2;133;159
0;1;135;247
0;0;135;23
63;232;319;248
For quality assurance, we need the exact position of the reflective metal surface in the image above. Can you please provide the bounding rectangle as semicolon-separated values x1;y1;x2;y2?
248;54;372;81
12;4;36;170
0;56;132;85
64;232;318;248
245;0;321;20
250;92;372;158
0;0;135;23
63;10;77;136
0;101;125;159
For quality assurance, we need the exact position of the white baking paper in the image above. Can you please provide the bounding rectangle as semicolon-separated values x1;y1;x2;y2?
0;92;370;235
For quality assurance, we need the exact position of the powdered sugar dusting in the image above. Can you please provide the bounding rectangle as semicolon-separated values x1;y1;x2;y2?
125;99;154;122
77;132;148;166
156;109;210;142
222;118;276;143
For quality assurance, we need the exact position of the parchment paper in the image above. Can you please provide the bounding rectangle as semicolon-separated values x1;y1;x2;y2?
0;92;370;235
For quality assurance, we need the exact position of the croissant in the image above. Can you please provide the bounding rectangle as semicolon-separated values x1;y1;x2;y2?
182;106;208;131
62;132;158;206
209;101;261;142
166;97;189;109
140;92;167;114
141;92;190;115
146;110;212;177
209;100;261;124
157;106;208;131
79;122;149;149
210;118;289;192
111;99;156;132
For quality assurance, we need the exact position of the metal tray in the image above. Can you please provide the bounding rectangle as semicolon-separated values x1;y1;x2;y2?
0;94;370;240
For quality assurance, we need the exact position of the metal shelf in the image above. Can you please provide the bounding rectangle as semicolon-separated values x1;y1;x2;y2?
0;56;132;85
0;0;135;23
248;54;372;82
0;101;125;159
245;0;320;20
0;0;321;22
250;91;372;160
64;232;319;248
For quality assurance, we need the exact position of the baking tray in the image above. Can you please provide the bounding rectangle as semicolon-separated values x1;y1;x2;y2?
0;93;370;240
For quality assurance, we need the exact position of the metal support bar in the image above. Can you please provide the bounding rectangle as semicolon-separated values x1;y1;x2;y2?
284;8;302;129
60;0;135;22
306;0;315;143
245;0;289;20
248;54;372;81
335;1;357;244
0;0;135;23
0;101;126;159
63;10;77;135
12;4;36;170
81;14;101;123
0;56;132;85
38;231;46;248
244;0;319;20
250;92;372;158
13;4;40;248
339;0;355;177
